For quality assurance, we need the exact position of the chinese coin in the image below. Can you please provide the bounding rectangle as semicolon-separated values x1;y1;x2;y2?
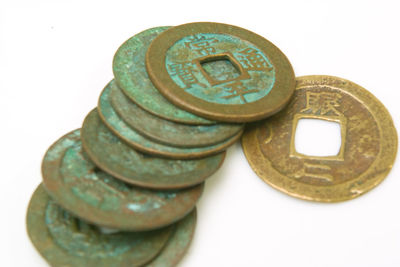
242;75;397;202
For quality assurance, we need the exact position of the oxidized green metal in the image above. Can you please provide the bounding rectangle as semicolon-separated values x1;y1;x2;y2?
97;86;243;159
109;80;244;148
146;22;296;122
79;110;226;189
113;27;214;125
27;185;172;267
145;209;197;267
42;130;204;231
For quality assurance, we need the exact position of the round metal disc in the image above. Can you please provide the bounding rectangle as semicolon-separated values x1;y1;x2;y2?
110;80;244;148
42;129;204;230
145;208;197;267
80;109;226;189
113;26;214;125
97;85;243;159
27;184;172;267
242;75;398;202
146;22;295;122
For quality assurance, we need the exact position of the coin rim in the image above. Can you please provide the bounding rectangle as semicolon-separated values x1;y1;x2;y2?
242;75;398;202
113;26;215;125
43;129;204;230
97;83;243;159
146;22;296;122
27;184;172;267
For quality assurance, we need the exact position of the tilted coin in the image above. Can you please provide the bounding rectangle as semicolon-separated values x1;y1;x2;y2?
242;75;397;202
80;110;226;189
27;184;172;267
42;129;204;230
113;26;214;125
146;22;295;122
145;209;197;267
97;85;243;159
110;80;244;148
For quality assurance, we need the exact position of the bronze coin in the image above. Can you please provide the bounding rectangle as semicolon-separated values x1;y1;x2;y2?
81;109;226;189
242;75;397;202
110;79;244;148
113;26;214;125
27;184;172;267
97;83;243;159
42;129;204;230
145;208;197;267
146;22;295;122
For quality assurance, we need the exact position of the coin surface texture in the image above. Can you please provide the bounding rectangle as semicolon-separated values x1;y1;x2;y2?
110;80;243;147
42;130;204;230
81;109;226;189
97;85;243;159
27;185;172;267
113;26;214;125
146;22;295;122
242;75;397;202
145;209;197;267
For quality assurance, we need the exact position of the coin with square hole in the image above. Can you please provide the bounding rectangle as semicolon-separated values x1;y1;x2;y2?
42;129;204;230
146;22;295;122
242;75;397;202
27;185;173;267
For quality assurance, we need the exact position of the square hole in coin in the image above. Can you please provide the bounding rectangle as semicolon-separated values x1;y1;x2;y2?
200;56;241;83
294;118;342;157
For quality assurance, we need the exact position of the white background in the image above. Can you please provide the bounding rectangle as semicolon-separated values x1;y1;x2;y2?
1;0;399;266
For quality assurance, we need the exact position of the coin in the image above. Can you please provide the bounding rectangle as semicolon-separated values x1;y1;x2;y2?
110;80;244;148
146;22;295;122
42;130;204;230
80;110;226;189
113;26;214;125
97;85;243;159
27;184;172;267
242;75;398;202
146;209;196;267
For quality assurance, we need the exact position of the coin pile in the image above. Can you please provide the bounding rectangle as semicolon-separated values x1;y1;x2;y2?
27;22;397;266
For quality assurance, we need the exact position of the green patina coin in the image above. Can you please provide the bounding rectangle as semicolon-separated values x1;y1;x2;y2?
109;80;243;148
42;130;204;231
113;26;214;125
146;22;295;122
97;86;243;159
146;209;197;267
27;185;173;267
80;108;226;189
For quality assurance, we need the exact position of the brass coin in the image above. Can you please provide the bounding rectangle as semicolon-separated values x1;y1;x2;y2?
81;109;226;189
242;75;397;202
113;26;214;125
42;129;204;230
97;83;243;159
145;208;197;267
109;80;244;148
27;184;172;267
146;22;295;122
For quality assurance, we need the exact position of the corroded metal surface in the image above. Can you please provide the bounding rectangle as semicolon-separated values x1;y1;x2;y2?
110;80;244;148
80;110;226;189
146;22;295;122
113;27;214;125
97;86;243;159
42;130;204;230
27;185;172;266
146;209;197;267
242;75;398;202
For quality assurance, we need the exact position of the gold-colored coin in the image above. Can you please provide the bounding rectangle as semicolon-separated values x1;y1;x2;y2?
242;75;397;202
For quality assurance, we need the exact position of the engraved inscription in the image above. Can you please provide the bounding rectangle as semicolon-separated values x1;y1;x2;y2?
166;33;276;105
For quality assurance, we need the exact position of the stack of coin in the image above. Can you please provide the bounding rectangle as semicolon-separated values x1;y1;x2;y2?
27;22;301;266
